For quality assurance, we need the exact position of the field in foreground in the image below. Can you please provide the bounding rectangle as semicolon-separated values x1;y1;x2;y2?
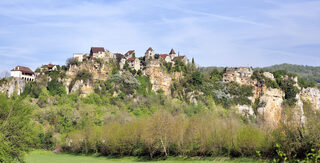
25;150;259;163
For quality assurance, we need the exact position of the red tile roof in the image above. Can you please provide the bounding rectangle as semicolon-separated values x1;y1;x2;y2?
160;54;169;59
41;64;55;69
169;48;176;54
125;50;135;57
90;47;105;53
127;57;136;62
147;47;153;51
11;66;34;74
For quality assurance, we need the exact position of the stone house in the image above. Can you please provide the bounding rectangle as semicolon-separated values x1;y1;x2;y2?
169;48;176;60
160;54;171;62
124;50;135;59
73;53;84;62
145;47;154;60
41;64;57;72
127;57;140;71
10;66;35;81
90;47;105;59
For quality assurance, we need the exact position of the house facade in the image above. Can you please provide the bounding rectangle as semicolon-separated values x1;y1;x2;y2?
11;66;35;81
127;57;140;71
160;54;171;62
90;47;106;59
41;64;57;72
73;53;84;62
145;47;154;60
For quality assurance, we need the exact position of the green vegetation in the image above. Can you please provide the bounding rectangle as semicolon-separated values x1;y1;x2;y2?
26;150;259;163
262;63;320;84
0;94;36;162
2;60;320;162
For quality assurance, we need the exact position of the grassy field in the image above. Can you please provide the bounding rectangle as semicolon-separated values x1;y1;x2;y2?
25;150;259;163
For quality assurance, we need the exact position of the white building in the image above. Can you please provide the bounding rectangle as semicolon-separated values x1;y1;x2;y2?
160;54;171;62
11;66;35;81
127;57;140;71
73;53;84;62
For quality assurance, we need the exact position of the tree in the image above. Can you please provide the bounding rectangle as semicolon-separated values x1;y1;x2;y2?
0;94;35;162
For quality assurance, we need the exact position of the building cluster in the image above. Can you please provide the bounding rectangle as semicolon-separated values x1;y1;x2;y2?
73;47;188;71
10;47;188;82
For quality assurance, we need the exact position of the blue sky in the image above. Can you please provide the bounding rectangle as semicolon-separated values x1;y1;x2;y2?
0;0;320;72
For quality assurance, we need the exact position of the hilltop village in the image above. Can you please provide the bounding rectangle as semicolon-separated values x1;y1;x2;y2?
2;46;320;127
9;47;188;82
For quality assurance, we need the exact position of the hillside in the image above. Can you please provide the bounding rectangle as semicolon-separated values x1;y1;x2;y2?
261;63;320;83
201;63;320;84
2;48;320;162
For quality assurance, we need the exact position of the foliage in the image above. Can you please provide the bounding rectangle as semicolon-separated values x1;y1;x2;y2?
0;94;36;162
48;79;66;96
262;63;320;84
173;58;187;73
66;58;79;67
136;76;152;96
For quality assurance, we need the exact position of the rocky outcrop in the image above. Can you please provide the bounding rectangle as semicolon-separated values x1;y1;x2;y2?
144;60;172;95
257;87;284;126
67;61;111;81
300;87;320;110
0;78;26;97
223;67;254;85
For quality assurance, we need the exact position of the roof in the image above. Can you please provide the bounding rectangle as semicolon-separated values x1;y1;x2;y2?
90;47;105;53
127;57;137;62
11;66;34;74
125;50;135;57
169;48;176;54
42;64;55;69
147;47;154;51
160;54;169;59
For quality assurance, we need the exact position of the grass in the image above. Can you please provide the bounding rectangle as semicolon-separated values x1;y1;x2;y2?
26;150;259;163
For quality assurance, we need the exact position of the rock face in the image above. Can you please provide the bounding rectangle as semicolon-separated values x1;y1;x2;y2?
144;60;172;95
67;61;111;81
65;61;112;96
223;67;254;85
223;67;320;126
257;87;284;126
300;87;320;110
0;78;26;97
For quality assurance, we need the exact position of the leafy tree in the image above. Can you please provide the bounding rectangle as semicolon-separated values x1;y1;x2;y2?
0;94;35;162
47;79;66;96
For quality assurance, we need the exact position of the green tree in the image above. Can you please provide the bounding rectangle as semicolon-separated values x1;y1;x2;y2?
0;94;35;162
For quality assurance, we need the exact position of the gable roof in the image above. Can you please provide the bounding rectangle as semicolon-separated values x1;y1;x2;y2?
147;47;154;52
90;47;105;53
41;64;55;69
169;48;176;55
11;66;34;74
125;50;135;57
160;54;169;59
127;57;137;62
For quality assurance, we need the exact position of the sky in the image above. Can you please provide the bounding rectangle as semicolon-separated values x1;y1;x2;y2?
0;0;320;72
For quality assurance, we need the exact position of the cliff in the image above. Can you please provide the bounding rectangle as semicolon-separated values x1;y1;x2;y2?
223;67;320;126
0;78;26;97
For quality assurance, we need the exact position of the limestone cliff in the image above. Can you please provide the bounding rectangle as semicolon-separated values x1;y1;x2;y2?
0;78;26;97
143;60;172;95
300;87;320;110
223;67;320;126
65;61;112;96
